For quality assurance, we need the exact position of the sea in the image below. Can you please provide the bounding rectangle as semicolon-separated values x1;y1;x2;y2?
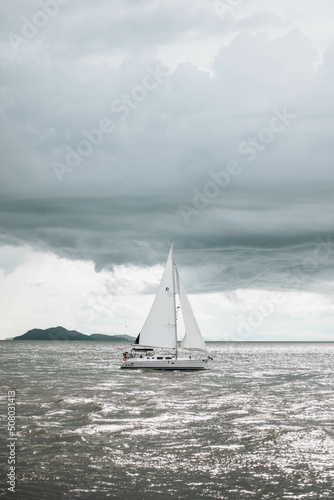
1;341;334;500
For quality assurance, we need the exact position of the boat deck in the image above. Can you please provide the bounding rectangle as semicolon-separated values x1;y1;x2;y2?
121;356;209;370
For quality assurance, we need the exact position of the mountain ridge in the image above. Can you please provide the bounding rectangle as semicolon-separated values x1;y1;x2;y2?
12;326;135;342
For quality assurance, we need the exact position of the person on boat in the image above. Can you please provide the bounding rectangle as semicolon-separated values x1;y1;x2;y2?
123;352;128;361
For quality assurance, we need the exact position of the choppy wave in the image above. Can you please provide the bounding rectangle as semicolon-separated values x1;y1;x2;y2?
1;341;334;499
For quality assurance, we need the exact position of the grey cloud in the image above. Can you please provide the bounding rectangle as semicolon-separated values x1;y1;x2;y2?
0;195;333;298
0;0;333;301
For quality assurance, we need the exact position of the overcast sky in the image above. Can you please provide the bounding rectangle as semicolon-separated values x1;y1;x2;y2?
0;0;333;340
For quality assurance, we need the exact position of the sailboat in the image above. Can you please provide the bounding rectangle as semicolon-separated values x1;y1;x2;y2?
121;241;211;370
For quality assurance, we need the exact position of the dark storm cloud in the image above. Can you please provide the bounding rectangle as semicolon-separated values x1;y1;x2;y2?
0;195;333;297
0;1;333;296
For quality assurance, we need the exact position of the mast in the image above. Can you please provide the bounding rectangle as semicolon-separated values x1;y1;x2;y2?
175;263;181;357
170;239;178;358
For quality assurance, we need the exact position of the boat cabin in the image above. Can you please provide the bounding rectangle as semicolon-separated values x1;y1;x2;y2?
123;347;176;360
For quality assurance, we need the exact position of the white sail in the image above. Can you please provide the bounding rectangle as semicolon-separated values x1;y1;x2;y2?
136;246;176;349
178;272;207;353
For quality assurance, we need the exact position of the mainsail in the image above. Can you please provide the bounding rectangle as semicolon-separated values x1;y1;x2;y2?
135;242;207;354
136;246;176;349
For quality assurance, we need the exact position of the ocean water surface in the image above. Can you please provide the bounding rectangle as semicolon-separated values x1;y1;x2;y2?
1;341;334;499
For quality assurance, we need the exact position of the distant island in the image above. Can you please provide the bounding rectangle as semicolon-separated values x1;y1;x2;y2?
11;326;135;342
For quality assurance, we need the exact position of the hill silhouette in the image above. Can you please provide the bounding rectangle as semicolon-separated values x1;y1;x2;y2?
12;326;135;342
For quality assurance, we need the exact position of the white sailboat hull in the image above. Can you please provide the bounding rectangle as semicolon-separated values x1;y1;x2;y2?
121;357;209;370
